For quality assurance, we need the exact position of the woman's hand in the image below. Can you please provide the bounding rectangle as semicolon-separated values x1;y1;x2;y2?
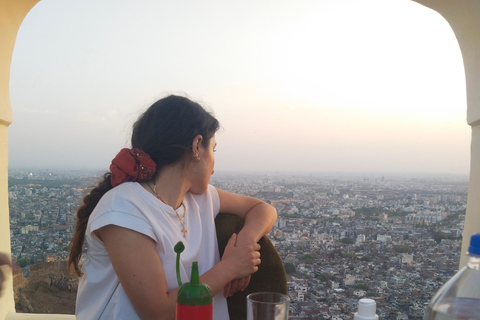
222;232;256;297
216;188;277;298
0;253;12;297
223;275;251;298
221;233;261;281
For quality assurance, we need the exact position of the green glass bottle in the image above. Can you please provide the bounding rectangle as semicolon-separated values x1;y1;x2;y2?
176;261;213;319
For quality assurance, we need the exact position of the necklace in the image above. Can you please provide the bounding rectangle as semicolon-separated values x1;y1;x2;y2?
146;181;187;238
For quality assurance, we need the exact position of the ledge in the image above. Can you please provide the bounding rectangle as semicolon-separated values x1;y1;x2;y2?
6;313;75;320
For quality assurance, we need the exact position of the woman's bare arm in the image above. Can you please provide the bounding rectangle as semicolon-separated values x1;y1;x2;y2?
95;225;260;320
216;188;277;296
216;188;277;247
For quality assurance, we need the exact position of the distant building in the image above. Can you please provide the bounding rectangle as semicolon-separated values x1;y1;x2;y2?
275;218;286;229
356;234;366;244
353;289;366;298
345;275;356;286
401;253;413;264
377;234;391;243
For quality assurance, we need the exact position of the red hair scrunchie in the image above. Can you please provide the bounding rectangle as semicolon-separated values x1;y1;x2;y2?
110;148;157;187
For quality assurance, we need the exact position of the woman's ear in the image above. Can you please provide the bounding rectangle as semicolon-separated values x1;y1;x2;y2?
191;134;203;159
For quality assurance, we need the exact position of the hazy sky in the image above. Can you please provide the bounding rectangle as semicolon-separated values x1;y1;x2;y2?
8;0;470;175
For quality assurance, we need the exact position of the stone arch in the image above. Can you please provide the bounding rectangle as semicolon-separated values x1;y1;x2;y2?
411;0;480;268
1;0;479;318
1;2;41;317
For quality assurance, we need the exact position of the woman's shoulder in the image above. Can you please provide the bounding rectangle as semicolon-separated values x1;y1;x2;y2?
100;182;143;201
87;182;157;242
186;184;220;214
93;182;149;215
187;184;217;200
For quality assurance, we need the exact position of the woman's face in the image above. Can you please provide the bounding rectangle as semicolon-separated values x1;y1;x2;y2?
189;136;216;194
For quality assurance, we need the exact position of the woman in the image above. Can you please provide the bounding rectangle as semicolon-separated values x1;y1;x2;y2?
69;95;277;320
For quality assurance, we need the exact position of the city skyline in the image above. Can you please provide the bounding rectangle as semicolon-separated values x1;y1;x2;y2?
9;168;467;317
8;0;470;174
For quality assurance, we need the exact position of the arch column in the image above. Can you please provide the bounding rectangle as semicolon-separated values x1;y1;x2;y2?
0;0;40;318
412;0;480;268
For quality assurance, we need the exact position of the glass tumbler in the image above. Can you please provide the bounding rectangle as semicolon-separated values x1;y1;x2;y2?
247;292;290;320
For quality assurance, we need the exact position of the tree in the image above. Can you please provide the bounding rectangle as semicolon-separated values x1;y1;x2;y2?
18;258;28;268
354;283;369;291
393;245;412;254
284;262;296;274
316;272;333;282
338;238;354;245
360;256;371;262
343;252;357;259
302;253;315;264
434;231;448;244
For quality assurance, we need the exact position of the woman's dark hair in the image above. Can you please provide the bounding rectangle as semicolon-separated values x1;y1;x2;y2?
68;95;220;276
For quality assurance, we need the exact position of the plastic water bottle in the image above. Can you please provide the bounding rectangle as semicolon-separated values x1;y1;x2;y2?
354;299;379;320
423;233;480;320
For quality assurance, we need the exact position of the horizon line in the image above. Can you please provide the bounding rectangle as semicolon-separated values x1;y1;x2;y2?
7;166;470;178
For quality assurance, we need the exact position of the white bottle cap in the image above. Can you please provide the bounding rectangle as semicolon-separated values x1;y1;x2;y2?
354;299;379;320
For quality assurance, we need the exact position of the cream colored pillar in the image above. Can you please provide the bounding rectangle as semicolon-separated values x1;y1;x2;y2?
0;1;40;319
465;125;480;264
412;0;480;268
